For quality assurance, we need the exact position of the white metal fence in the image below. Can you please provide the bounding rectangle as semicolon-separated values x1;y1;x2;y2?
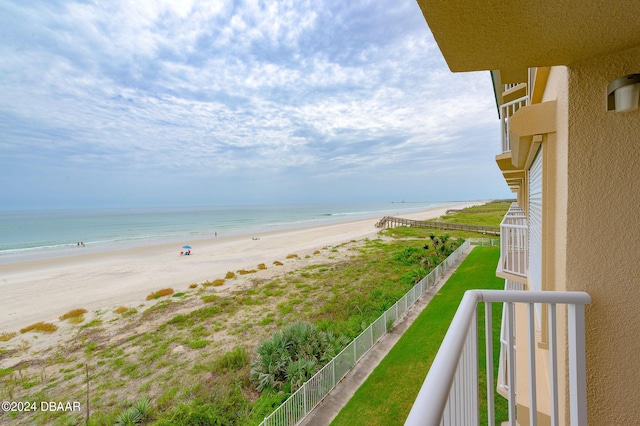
259;240;471;426
405;290;591;426
469;238;500;247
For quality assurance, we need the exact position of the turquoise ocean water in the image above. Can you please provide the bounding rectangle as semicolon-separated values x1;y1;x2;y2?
0;202;453;263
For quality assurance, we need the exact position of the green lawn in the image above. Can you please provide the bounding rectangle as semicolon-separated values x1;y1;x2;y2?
331;246;508;426
434;200;513;227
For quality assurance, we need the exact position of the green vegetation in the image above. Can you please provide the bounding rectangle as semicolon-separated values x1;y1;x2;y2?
331;246;508;425
383;200;511;240
435;200;512;226
0;202;509;425
250;322;348;392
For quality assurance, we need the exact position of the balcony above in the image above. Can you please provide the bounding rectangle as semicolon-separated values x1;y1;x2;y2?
415;1;640;75
500;95;528;154
497;205;528;283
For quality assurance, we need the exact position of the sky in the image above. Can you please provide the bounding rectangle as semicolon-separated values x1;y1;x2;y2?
0;0;513;209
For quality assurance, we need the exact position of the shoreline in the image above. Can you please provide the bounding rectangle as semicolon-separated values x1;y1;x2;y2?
0;202;459;265
0;202;480;336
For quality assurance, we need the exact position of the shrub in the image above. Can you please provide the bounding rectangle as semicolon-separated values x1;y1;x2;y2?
257;263;267;270
273;261;283;266
225;271;236;279
313;250;321;255
285;254;299;259
146;288;174;300
286;358;317;390
20;322;58;334
392;246;425;266
214;347;250;373
250;322;348;392
114;396;151;426
59;308;88;321
189;283;198;289
114;407;142;426
113;306;128;314
237;269;257;275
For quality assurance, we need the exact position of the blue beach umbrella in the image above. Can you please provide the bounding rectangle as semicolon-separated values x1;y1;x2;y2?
182;245;191;249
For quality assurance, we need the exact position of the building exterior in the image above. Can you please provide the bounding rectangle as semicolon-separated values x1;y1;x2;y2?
414;2;640;425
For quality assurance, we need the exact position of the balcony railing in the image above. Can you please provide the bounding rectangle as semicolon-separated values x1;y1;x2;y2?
499;205;528;278
500;95;528;153
497;280;525;397
405;290;591;426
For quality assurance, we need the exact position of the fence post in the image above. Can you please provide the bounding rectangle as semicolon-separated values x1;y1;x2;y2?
302;382;307;418
370;323;374;345
332;359;336;389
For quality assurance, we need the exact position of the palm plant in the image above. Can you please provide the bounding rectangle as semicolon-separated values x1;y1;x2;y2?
251;322;348;392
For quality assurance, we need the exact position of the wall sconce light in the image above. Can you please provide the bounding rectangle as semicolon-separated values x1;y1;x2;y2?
607;74;640;112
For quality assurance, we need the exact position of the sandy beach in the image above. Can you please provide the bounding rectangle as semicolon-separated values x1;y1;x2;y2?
0;203;477;338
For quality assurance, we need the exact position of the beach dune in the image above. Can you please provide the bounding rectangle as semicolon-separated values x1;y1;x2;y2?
0;204;476;335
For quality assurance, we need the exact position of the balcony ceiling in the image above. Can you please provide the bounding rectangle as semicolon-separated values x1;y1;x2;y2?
416;1;640;73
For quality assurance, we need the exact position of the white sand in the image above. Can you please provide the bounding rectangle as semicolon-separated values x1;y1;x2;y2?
0;203;478;335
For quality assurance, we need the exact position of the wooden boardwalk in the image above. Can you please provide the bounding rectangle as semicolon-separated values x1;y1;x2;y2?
375;216;501;236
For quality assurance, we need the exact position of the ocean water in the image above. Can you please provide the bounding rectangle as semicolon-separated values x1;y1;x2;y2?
0;202;452;262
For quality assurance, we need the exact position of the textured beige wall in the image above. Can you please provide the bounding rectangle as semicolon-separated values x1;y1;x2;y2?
565;45;640;424
542;67;569;299
539;66;571;424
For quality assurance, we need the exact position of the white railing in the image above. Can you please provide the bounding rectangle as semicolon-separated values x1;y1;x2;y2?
497;280;526;396
469;238;500;247
259;240;471;426
405;290;591;426
500;95;528;153
499;205;528;277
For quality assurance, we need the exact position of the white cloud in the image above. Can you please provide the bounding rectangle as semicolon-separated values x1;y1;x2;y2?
0;0;511;208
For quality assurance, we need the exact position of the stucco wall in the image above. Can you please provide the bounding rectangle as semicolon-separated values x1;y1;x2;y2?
565;45;640;424
539;66;571;423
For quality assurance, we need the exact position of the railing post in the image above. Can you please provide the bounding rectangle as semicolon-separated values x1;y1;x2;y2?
354;338;357;364
527;303;538;425
548;303;559;426
302;382;307;418
485;302;495;426
332;359;336;389
506;301;517;426
370;323;374;346
568;303;588;425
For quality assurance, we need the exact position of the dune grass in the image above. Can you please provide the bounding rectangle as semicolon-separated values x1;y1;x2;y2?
146;288;174;300
331;246;508;426
0;332;17;342
59;308;87;320
19;322;59;334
